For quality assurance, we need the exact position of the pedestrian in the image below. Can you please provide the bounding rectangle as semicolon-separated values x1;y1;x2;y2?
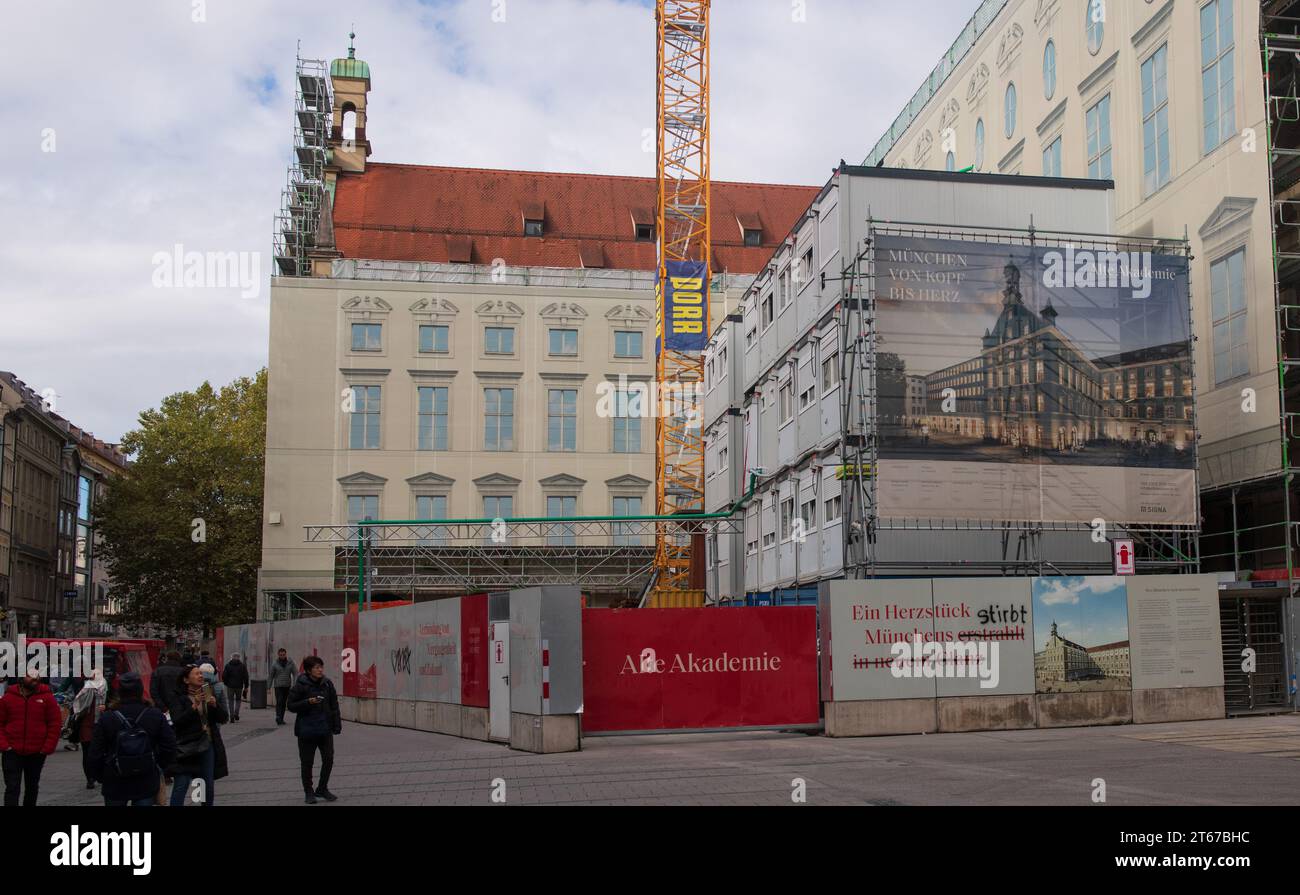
0;671;63;806
87;672;176;807
69;671;109;789
288;656;341;804
222;653;249;722
166;664;228;807
198;648;214;670
199;663;230;788
149;651;182;712
269;648;296;726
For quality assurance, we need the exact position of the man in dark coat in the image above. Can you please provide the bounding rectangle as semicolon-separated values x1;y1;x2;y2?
87;672;176;806
149;651;182;711
166;664;229;807
0;672;62;806
287;656;341;804
269;648;296;725
222;653;250;722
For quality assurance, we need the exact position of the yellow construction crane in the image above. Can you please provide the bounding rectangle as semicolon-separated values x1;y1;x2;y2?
652;0;711;604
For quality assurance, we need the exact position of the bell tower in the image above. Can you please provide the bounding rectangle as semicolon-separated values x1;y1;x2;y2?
329;31;372;174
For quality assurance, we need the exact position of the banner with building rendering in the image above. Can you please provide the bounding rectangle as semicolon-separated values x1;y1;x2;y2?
870;234;1195;525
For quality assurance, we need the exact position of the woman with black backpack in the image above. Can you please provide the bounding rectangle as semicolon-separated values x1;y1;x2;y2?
87;672;176;807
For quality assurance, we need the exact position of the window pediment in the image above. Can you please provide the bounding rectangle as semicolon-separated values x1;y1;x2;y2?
409;297;459;322
539;302;588;324
475;300;524;321
342;295;392;321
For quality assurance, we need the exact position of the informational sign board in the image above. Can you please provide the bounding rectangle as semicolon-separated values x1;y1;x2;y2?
819;579;938;702
932;578;1035;697
1032;577;1131;694
1126;574;1224;690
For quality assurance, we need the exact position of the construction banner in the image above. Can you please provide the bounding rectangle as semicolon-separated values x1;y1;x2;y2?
871;234;1196;525
658;260;709;352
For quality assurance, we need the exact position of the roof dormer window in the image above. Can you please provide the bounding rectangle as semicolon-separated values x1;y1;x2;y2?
522;200;546;237
743;228;762;247
737;211;763;247
635;223;655;242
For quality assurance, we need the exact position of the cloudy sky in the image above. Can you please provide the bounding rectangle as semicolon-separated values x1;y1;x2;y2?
1;0;980;443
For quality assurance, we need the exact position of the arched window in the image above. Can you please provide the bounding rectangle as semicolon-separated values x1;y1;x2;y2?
1043;40;1057;100
975;118;986;169
1004;82;1018;138
1086;0;1104;55
341;102;358;141
946;151;956;172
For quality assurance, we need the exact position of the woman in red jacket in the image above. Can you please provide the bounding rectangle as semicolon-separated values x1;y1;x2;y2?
0;672;64;806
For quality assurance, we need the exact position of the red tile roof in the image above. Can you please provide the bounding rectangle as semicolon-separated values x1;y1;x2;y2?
331;163;820;274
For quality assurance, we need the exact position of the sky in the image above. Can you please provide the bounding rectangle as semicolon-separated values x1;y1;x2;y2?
0;0;981;444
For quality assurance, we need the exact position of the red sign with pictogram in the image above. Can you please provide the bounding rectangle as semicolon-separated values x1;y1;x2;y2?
1113;539;1136;576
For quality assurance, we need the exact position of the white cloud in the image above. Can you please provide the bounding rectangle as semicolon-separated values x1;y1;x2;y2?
0;0;978;441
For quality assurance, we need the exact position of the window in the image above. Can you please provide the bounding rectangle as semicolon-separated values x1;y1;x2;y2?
347;495;379;523
548;328;578;356
780;497;795;541
1086;0;1104;55
762;294;774;328
614;330;643;358
1043;40;1057;100
945;151;956;172
348;386;381;450
779;381;794;424
351;323;382;351
415;495;448;545
547;389;578;452
779;270;791;309
1086;95;1113;179
1201;0;1235;154
546;495;576;546
743;228;762;247
1141;45;1171;196
1042;137;1062;177
419;324;449;354
613;388;642;453
524;218;543;237
635;223;654;242
800;498;817;531
1004;82;1017;138
612;495;642;546
974;118;985;170
418;386;449;451
484;388;515;451
799;381;815;411
824;495;842;523
483;495;513;543
801;249;814;285
485;326;515;355
822;351;840;392
1211;249;1249;384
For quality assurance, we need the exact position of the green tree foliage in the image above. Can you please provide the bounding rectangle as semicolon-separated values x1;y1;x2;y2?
98;371;266;636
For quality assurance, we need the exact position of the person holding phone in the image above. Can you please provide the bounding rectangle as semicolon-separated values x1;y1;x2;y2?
166;664;228;806
287;655;341;804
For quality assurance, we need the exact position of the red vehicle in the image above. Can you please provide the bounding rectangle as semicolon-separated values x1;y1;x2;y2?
23;639;157;701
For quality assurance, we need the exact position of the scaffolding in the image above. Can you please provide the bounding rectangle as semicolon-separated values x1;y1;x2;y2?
302;515;743;607
839;219;1201;579
274;50;331;277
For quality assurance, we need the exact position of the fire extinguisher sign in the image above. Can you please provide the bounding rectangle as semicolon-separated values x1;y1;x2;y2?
1112;539;1136;576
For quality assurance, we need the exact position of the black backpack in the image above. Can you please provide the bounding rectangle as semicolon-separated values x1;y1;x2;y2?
111;711;156;778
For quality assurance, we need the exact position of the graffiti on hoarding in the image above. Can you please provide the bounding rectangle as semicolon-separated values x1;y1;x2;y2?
390;646;411;675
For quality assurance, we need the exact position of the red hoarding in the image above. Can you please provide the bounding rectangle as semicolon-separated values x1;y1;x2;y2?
460;594;489;708
581;607;820;733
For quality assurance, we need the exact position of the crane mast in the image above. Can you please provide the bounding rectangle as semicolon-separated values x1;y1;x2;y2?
653;0;711;601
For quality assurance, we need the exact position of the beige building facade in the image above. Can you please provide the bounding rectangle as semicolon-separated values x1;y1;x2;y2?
865;0;1296;585
259;42;818;615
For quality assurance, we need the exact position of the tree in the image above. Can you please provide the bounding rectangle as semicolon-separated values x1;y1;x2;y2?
98;370;266;637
